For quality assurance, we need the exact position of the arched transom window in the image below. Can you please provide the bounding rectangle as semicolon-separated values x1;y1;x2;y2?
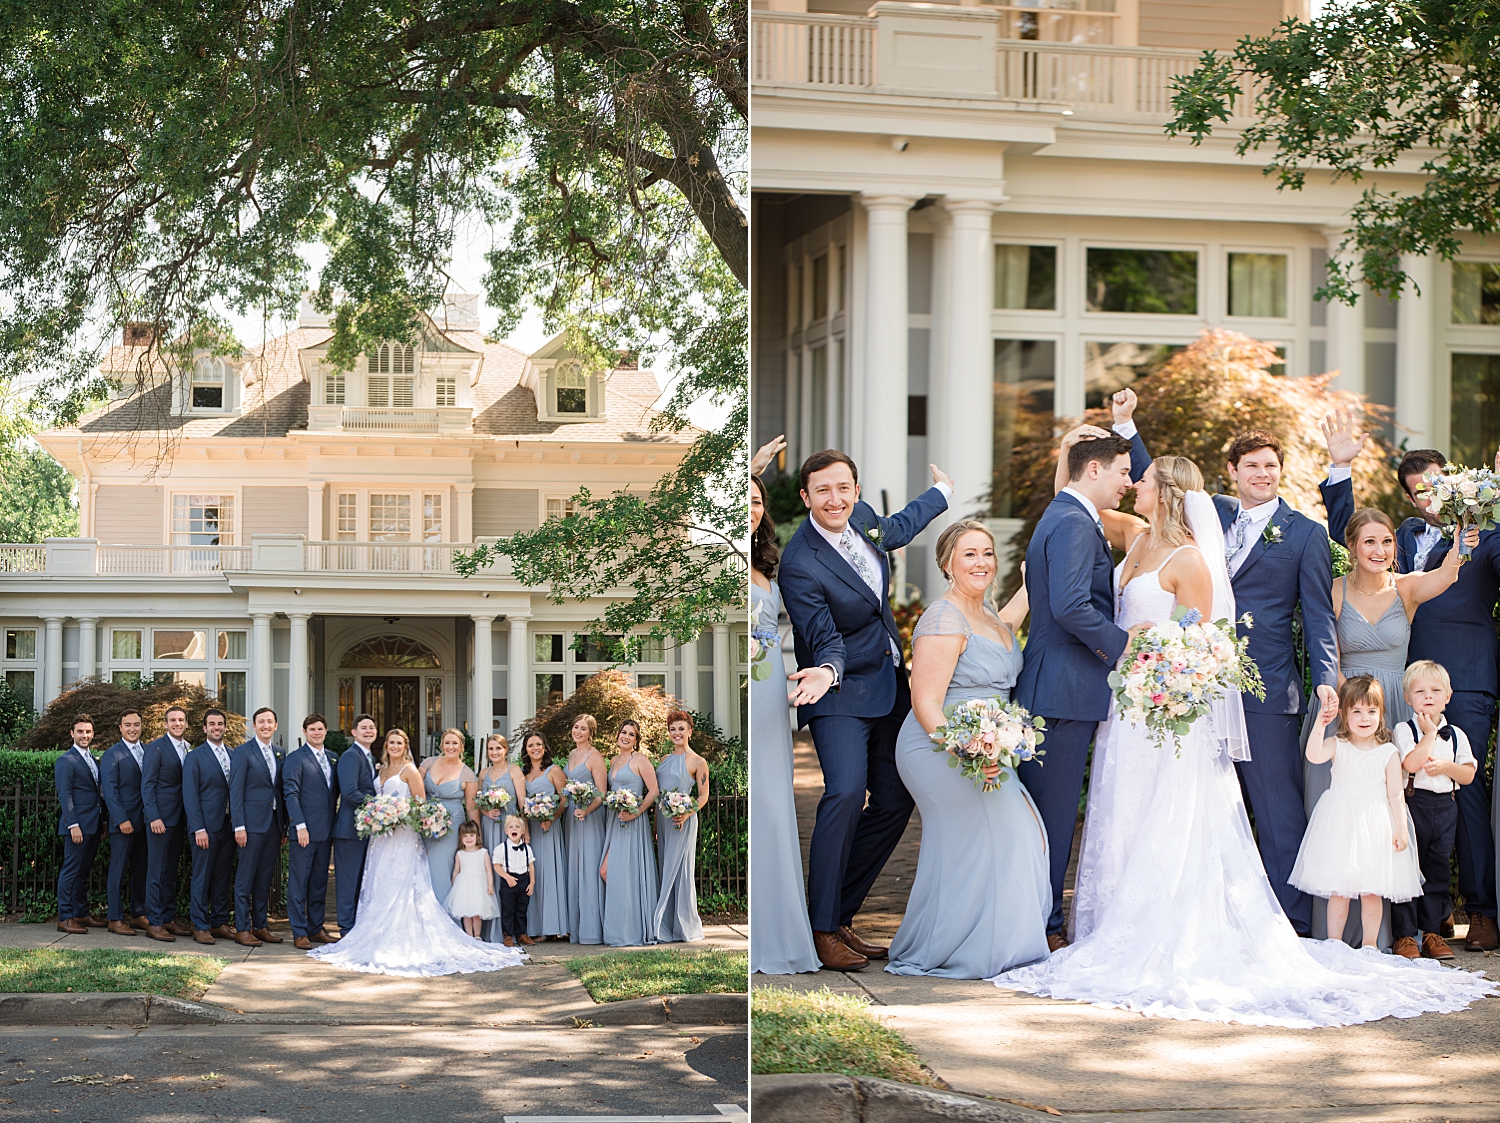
339;635;441;669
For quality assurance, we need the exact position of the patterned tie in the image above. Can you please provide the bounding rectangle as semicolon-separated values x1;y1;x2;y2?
130;744;143;770
838;527;880;595
80;748;97;784
211;745;230;779
261;745;278;810
314;750;331;786
1225;508;1253;568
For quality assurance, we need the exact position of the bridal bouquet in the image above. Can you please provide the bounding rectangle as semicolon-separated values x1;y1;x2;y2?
408;798;452;839
660;790;697;826
1423;466;1500;559
521;791;561;821
602;787;641;823
564;779;600;809
1108;607;1264;751
929;697;1046;792
475;788;512;814
355;793;412;839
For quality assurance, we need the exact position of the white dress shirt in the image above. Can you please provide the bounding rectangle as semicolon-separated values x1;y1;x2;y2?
168;735;189;764
294;747;333;833
234;739;279;833
495;839;534;876
124;741;143;770
1412;523;1445;571
66;744;96;830
1394;717;1476;794
206;741;231;778
1228;497;1281;576
1060;486;1104;533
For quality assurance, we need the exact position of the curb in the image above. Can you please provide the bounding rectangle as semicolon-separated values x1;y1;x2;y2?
582;992;748;1026
751;1073;1056;1123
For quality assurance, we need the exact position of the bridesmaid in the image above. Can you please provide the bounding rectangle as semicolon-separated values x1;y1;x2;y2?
563;714;608;945
748;466;818;974
421;729;479;904
522;731;570;941
478;734;528;944
600;720;660;946
652;710;709;943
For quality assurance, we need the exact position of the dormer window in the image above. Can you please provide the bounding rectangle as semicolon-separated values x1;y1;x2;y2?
191;357;227;410
435;375;456;407
555;361;588;414
325;371;346;405
367;342;417;408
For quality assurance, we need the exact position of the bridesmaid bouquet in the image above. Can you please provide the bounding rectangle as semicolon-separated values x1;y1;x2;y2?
930;697;1046;792
749;625;780;681
564;779;600;808
475;788;513;814
602;788;641;823
521;792;561;821
1423;466;1500;558
355;794;412;839
407;798;452;839
660;790;696;826
1108;607;1264;751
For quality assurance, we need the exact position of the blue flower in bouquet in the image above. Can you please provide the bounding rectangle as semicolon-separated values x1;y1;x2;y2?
929;696;1046;792
749;626;781;681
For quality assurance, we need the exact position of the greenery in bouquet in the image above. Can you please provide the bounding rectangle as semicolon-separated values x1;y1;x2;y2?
661;789;697;826
749;626;780;681
355;793;412;840
1423;467;1500;559
929;697;1045;792
602;787;642;823
521;792;561;822
474;788;513;815
408;798;452;840
564;780;600;808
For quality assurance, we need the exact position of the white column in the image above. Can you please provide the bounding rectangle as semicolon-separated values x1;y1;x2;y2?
1396;251;1436;450
941;199;997;524
680;634;701;712
1323;228;1365;394
288;613;310;736
251;613;273;713
507;612;530;732
471;615;495;765
42;616;63;706
711;624;733;736
76;617;97;683
861;195;914;513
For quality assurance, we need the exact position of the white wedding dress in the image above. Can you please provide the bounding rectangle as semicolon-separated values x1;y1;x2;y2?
308;774;527;977
996;497;1496;1027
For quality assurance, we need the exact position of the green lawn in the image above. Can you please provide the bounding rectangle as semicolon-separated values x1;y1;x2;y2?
565;948;748;1002
0;948;226;1000
752;986;938;1087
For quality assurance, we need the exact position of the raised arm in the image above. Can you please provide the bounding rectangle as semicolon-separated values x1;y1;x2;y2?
1054;424;1110;496
1306;684;1339;765
1046;519;1130;663
1398;526;1477;610
873;465;952;551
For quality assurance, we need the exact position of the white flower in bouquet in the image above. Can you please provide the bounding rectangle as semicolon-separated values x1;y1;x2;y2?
602;787;641;825
660;790;697;827
1423;466;1500;558
475;788;512;814
929;696;1046;791
355;793;411;840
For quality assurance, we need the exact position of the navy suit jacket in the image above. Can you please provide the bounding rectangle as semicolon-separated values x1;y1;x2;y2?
282;746;339;841
779;486;950;725
55;748;102;836
1015;491;1130;722
182;743;233;836
229;739;286;836
140;735;186;828
332;744;377;840
1215;494;1338;714
99;741;145;833
1322;476;1500;695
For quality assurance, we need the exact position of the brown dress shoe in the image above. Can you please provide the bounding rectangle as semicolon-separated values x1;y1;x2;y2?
1423;932;1457;960
80;915;107;928
293;936;313;950
518;934;536;946
253;927;283;944
233;930;263;947
164;919;193;937
1393;936;1420;959
1442;913;1456;939
1466;913;1500;951
128;916;149;931
308;929;335;945
503;936;516;947
146;925;176;942
193;931;216;945
56;919;86;935
814;930;869;971
107;920;137;936
209;925;235;940
836;925;889;959
1047;932;1070;953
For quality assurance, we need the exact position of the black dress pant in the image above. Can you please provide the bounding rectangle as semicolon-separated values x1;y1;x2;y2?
499;871;531;938
1393;789;1460;940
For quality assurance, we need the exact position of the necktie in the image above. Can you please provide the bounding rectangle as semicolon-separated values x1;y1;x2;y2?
172;739;186;764
129;744;143;770
79;749;97;783
261;745;277;809
314;751;330;785
1226;508;1253;568
838;527;880;595
212;745;230;778
1414;526;1442;571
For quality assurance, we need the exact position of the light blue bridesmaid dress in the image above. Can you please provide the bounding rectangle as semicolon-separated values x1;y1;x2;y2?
424;766;475;906
526;772;570;939
564;755;607;945
749;580;818;974
652;752;703;943
480;766;521;944
600;759;660;947
886;599;1051;979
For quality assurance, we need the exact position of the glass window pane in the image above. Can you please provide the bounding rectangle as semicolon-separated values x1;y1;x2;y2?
992;340;1056;519
217;671;246;716
812;254;829;320
535;672;564;711
171;494;234;546
737;634;750;663
7;629;37;660
217;630;247;660
337;493;357;539
578;635;624;663
338;677;355;732
994;245;1057;310
423;494;443;542
369;494;411;540
6;670;35;698
1084;342;1185;410
1450;353;1500;467
1085;248;1198;314
575;674;592;692
789;262;802;330
534;633;563;664
636;635;666;663
155;669;205;687
810;347;827;450
153;630;207;660
1228;252;1287;318
1452;262;1500;325
637;673;666;691
110;670;140;690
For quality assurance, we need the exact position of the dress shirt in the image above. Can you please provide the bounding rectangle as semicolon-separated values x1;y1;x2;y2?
233;739;279;833
294;747;333;833
1060;486;1104;534
495;839;534;875
168;736;189;764
1394;717;1476;794
207;742;231;778
66;744;97;830
1413;523;1445;571
125;741;143;770
1228;497;1281;576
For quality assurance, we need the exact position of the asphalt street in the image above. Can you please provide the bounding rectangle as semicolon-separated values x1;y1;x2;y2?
0;1023;746;1121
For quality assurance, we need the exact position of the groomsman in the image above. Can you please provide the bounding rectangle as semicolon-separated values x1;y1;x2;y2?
141;705;194;941
98;711;149;936
182;709;236;944
230;707;287;947
282;713;341;950
54;714;104;934
332;714;378;933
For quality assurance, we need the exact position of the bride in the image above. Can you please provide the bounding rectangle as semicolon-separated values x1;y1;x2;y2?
995;450;1494;1027
309;729;527;977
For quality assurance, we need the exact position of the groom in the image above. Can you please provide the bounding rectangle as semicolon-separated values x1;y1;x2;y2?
779;449;952;971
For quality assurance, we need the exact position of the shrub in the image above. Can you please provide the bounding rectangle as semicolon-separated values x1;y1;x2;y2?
519;669;728;763
19;678;245;752
0;679;35;750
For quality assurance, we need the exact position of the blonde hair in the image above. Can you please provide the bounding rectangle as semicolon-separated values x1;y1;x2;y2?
439;727;466;752
572;713;598;739
934;520;996;582
503;814;526;832
379;728;411;765
1147;456;1204;547
1402;659;1452;696
1337;674;1393;744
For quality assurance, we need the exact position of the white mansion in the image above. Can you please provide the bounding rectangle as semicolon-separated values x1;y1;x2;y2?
0;296;747;759
753;0;1500;595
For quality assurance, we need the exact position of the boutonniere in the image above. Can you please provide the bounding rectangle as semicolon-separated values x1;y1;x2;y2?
1261;524;1284;546
865;525;885;549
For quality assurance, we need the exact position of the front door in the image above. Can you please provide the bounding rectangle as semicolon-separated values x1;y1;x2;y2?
361;676;420;750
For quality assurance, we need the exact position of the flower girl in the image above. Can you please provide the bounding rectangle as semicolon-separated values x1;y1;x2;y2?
1291;675;1422;947
445;821;500;938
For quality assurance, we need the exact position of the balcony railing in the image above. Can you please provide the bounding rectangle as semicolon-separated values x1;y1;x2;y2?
304;405;474;434
753;12;876;88
0;546;45;574
305;541;475;575
995;41;1256;117
97;546;252;575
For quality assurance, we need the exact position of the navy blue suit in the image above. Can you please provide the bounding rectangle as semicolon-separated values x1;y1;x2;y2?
182;742;235;932
54;747;102;922
1215;494;1338;935
230;739;286;933
99;741;147;922
282;745;338;938
1323;476;1500;921
332;744;377;931
1015;491;1131;934
779;485;949;932
140;735;189;926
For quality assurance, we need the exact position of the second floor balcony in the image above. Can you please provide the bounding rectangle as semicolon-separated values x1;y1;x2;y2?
304;404;476;434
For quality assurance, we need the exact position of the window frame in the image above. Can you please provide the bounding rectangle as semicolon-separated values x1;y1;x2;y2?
189;356;231;413
992;239;1063;316
1223;246;1294;323
1079;241;1205;320
167;491;238;548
